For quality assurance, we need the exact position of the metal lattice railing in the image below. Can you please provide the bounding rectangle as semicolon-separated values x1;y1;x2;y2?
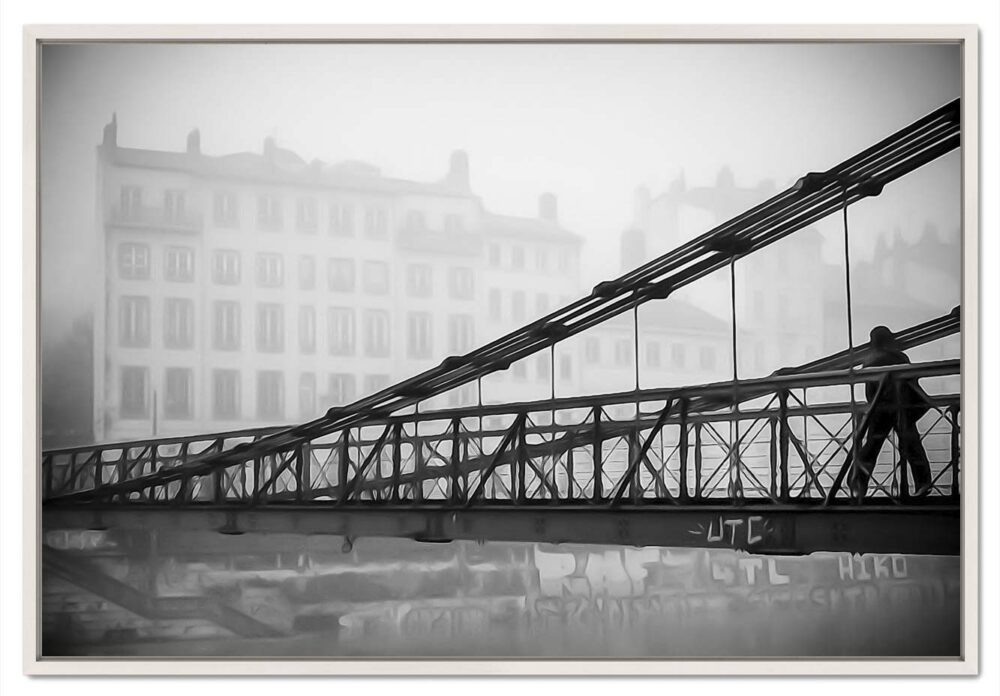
43;360;959;508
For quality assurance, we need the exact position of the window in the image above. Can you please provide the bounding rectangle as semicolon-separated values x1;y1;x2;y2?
406;210;426;231
407;312;433;359
364;206;389;239
118;243;150;279
363;260;390;295
296;197;317;233
511;246;525;270
364;310;391;357
298;255;316;290
646;341;661;368
298;306;316;354
535;294;550;316
119;296;150;347
488;289;502;320
699;346;717;370
448;314;474;353
212;250;240;285
213;370;240;420
671;343;686;369
328;307;355;355
511;291;526;323
255;303;284;353
164;190;186;223
328;258;355;292
120;186;142;219
163;298;194;349
559;354;572;382
164;246;194;282
444;214;463;233
257;194;282;231
406;264;432;297
256;253;284;287
164;367;193;419
329;204;354;236
120;366;148;418
585;338;601;363
212;301;240;351
449;267;474;300
298;373;316;419
364;374;390;394
536;354;550;382
327;373;355;406
213;191;239;228
256;371;284;420
614;339;633;367
488;243;501;268
535;249;549;271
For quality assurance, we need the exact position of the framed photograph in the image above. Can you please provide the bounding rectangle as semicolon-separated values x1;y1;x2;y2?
24;24;979;675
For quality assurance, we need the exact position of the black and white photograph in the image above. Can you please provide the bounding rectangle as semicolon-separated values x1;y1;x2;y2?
30;30;974;668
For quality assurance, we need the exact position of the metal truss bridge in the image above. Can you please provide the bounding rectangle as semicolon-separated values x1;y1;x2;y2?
42;99;963;557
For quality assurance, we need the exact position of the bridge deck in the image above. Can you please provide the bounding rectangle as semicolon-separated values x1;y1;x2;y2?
43;502;960;556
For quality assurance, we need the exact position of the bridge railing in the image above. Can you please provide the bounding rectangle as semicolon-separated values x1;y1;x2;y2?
43;360;960;508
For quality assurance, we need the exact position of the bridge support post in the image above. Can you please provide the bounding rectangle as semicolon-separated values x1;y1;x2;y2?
592;406;603;503
515;415;527;504
450;417;462;505
627;429;639;504
295;444;309;503
678;399;689;502
949;404;960;499
778;389;790;502
390;423;402;503
693;422;703;500
337;431;350;504
895;382;910;503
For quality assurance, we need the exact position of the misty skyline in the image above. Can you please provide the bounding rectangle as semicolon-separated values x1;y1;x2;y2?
41;41;962;336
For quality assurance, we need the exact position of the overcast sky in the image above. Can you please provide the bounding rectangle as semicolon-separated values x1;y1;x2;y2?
40;41;961;335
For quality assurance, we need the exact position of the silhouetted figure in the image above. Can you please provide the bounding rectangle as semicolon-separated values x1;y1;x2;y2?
850;326;933;500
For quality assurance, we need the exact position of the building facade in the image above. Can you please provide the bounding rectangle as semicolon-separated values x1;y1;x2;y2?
93;116;583;442
627;169;827;380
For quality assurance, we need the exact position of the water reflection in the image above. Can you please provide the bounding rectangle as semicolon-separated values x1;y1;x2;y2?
42;529;960;658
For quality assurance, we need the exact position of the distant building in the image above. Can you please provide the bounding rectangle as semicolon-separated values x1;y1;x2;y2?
93;115;582;441
822;225;962;366
625;169;827;379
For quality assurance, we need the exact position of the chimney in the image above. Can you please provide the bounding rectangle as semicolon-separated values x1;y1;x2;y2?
102;113;118;148
186;128;201;155
538;192;558;224
447;149;470;191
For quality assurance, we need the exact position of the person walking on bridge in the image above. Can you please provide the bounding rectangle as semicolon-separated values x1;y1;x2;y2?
850;326;934;500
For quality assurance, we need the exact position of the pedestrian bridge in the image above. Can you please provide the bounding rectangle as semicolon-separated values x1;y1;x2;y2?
41;98;963;557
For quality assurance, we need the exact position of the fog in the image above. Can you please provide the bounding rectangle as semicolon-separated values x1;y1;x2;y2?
41;41;961;336
38;41;965;658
